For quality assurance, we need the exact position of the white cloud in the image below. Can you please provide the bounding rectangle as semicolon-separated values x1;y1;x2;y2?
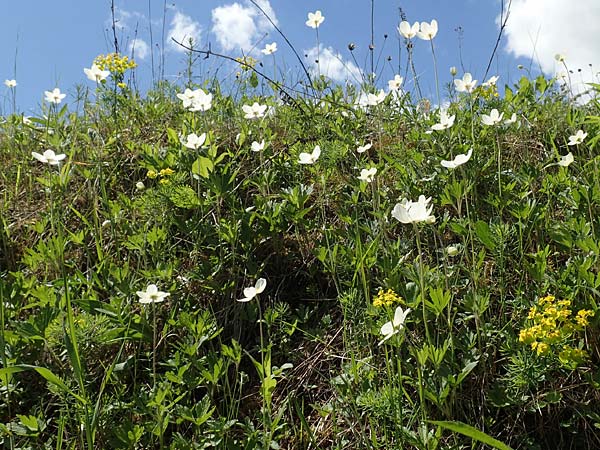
211;0;278;52
129;39;149;60
168;10;202;52
503;0;600;97
305;45;362;84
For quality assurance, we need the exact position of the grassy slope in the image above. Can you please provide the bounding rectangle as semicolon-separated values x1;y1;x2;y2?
1;73;599;449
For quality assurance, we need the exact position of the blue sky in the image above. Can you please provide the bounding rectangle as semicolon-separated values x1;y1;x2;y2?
1;0;598;114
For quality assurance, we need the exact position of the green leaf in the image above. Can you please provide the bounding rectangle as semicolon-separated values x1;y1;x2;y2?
167;186;201;209
474;221;496;251
430;420;513;450
17;415;39;431
0;365;86;403
192;156;214;179
166;127;180;145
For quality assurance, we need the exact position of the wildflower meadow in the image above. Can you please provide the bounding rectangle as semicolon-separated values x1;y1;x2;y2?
1;3;599;450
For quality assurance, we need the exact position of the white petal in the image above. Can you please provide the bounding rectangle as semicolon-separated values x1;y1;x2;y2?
255;278;267;293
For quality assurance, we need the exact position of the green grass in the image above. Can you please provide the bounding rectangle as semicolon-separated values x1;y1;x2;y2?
0;60;599;450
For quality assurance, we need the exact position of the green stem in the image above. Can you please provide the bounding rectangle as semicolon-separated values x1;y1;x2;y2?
414;225;431;344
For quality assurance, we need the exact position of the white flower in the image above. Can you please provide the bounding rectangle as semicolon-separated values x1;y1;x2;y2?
430;110;455;131
238;278;267;302
358;167;377;183
441;148;473;169
251;140;266;152
242;102;268;119
482;75;499;87
558;152;574;167
136;181;145;190
417;20;438;40
298;145;321;164
449;66;457;76
446;245;460;257
454;73;477;93
183;133;207;150
481;109;504;126
356;143;372;154
504;113;517;125
22;116;32;125
391;195;435;224
567;130;587;146
362;89;387;107
177;88;212;112
176;88;196;108
379;306;411;345
31;149;66;165
261;42;277;55
189;89;212;112
398;21;419;39
388;74;404;91
4;79;17;88
555;53;566;63
136;284;170;304
306;10;325;28
44;88;66;104
83;64;110;82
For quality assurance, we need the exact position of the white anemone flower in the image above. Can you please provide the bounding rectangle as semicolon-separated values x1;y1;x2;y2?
44;88;66;104
398;21;419;39
360;90;386;107
242;102;268;119
482;75;499;87
177;88;212;111
4;79;17;88
31;149;66;165
189;89;212;112
306;10;325;28
379;306;411;345
567;130;587;146
358;167;377;183
238;278;267;302
356;143;372;154
558;152;574;167
391;195;435;224
298;145;321;164
441;148;473;169
136;284;170;304
83;64;110;82
388;75;404;91
504;113;517;126
481;109;504;126
417;20;438;40
430;110;456;131
454;73;477;93
251;140;266;152
183;133;207;150
261;42;278;55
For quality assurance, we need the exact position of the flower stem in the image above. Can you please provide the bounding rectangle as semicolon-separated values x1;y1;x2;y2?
429;40;440;108
414;225;431;344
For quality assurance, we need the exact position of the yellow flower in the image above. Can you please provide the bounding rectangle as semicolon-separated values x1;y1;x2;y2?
235;56;257;72
373;289;403;308
147;170;158;179
93;53;137;76
159;168;175;177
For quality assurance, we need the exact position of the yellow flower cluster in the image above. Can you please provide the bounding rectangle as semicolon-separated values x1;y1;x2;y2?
519;295;594;366
147;168;175;185
93;53;137;76
235;56;258;72
477;84;500;100
373;289;403;308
